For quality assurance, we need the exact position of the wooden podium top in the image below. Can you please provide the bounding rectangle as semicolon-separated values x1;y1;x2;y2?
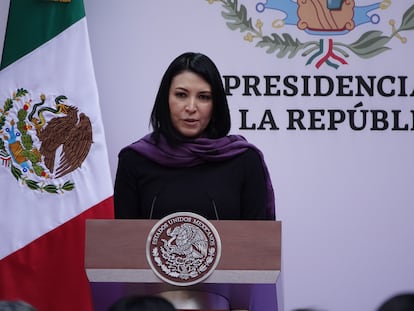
85;219;282;311
85;219;281;284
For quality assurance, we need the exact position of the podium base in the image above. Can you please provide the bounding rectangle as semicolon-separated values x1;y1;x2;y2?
157;290;230;311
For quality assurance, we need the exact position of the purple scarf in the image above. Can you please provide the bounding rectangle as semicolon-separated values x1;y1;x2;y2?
127;134;275;219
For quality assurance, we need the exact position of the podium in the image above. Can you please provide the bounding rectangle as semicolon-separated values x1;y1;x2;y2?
85;219;282;311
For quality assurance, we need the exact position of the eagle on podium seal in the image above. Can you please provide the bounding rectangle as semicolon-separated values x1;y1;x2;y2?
146;212;222;286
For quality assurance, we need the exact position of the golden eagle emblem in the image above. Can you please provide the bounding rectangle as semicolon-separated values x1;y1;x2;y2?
0;88;93;193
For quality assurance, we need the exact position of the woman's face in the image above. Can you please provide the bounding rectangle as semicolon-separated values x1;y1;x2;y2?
169;71;213;138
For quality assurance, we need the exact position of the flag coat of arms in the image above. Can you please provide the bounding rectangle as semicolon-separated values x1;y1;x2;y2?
0;1;114;310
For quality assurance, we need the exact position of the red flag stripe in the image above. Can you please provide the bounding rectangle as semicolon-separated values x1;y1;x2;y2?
0;196;114;311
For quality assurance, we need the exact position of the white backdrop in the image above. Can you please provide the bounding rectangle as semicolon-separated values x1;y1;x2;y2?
2;1;414;311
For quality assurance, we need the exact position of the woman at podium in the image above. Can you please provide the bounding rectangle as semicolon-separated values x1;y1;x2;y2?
114;52;275;221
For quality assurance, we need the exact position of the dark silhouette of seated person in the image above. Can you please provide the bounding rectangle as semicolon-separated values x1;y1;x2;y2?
108;295;176;311
0;301;37;311
377;293;414;311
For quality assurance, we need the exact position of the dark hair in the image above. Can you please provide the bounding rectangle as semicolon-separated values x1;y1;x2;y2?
150;52;231;144
377;293;414;311
108;295;176;311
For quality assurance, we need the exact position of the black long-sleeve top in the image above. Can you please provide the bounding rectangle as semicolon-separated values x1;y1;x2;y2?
114;147;271;220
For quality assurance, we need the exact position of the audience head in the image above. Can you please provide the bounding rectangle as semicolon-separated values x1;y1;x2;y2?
0;301;37;311
108;295;176;311
377;293;414;311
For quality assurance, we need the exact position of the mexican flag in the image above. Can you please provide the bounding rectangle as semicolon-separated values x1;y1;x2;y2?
0;1;114;311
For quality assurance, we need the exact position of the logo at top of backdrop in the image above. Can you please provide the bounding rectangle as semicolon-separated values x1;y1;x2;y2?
0;88;92;193
146;212;221;286
207;0;414;69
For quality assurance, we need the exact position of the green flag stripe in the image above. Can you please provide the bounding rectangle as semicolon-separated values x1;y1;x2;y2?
0;0;85;70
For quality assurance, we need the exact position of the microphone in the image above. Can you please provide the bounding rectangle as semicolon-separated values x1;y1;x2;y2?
149;184;165;219
207;192;219;220
148;195;158;220
211;199;219;220
148;191;220;220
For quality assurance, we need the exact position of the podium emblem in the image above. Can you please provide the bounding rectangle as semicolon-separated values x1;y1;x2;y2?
146;212;221;286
